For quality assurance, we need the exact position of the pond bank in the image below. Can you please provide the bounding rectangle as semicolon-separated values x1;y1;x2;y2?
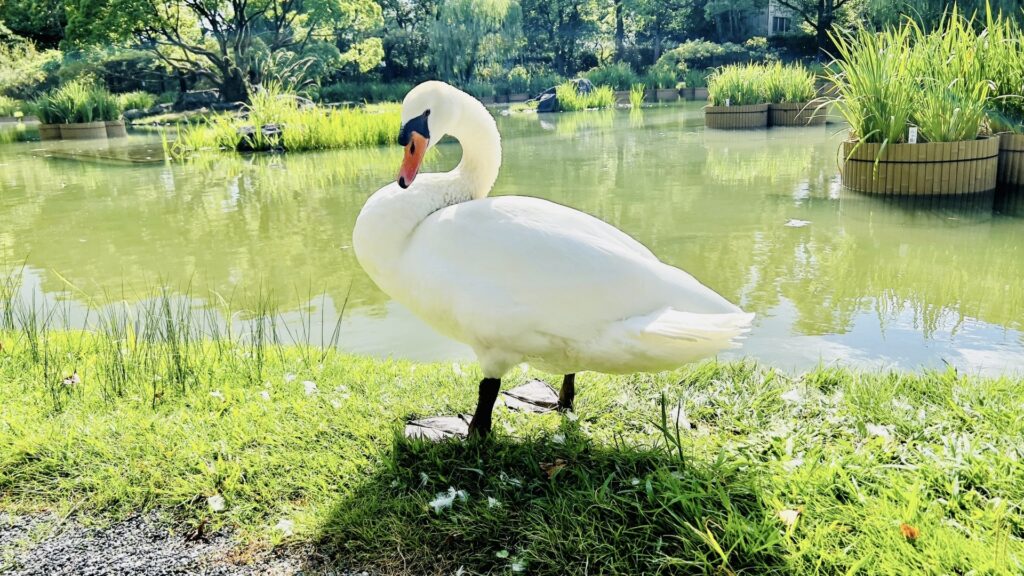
0;330;1021;574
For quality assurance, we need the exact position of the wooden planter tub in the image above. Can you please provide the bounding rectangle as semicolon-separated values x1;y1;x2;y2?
769;101;826;127
509;93;529;102
704;103;769;130
105;119;128;138
60;121;108;140
656;88;679;102
997;132;1024;187
841;136;999;196
38;123;62;140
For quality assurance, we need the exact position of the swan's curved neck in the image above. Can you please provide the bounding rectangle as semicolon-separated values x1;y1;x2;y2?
448;93;501;199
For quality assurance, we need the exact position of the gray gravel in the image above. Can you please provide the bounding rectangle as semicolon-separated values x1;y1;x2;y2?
0;513;364;576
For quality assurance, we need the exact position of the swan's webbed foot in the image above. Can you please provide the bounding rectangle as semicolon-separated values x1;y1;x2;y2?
557;373;575;412
467;377;501;439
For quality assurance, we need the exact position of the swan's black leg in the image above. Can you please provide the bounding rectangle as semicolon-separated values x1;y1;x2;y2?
558;373;575;411
467;377;501;438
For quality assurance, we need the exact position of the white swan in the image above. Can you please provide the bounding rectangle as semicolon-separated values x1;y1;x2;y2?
354;81;753;436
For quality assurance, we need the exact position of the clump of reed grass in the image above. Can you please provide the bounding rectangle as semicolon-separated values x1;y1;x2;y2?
553;82;616;112
981;8;1024;133
707;64;767;106
828;7;1013;145
629;83;645;108
118;91;157;112
762;62;817;104
167;84;400;159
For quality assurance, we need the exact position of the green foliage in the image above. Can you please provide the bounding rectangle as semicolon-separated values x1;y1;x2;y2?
28;93;60;123
660;39;750;71
682;68;709;88
430;0;523;83
315;81;412;104
507;65;530;93
91;86;122;121
0;96;24;117
553;82;616;111
527;67;564;95
762;61;816;103
168;85;400;158
463;81;495;99
644;62;679;89
707;64;768;106
0;40;61;99
981;8;1024;132
827;7;1006;144
629;83;645;108
117;91;156;112
584;62;638;90
48;78;97;123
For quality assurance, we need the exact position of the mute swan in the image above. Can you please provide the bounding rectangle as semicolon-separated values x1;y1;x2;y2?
354;81;753;437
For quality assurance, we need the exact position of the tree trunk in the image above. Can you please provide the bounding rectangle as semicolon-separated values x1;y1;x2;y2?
614;0;625;61
220;67;250;103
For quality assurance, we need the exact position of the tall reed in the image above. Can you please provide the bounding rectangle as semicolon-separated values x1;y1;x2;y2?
707;64;768;106
553;82;616;111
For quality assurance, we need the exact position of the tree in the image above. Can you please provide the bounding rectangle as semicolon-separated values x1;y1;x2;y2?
64;0;384;102
704;0;765;43
775;0;851;52
0;0;67;47
430;0;521;83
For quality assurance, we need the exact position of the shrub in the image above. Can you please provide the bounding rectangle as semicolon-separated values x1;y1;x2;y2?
645;60;680;89
682;69;709;89
0;95;22;117
527;68;564;95
761;62;816;103
553;82;616;111
316;81;412;103
118;91;157;111
463;81;494;99
157;91;178;105
0;41;61;100
507;66;530;94
92;88;123;121
585;62;638;91
707;64;767;106
661;39;749;71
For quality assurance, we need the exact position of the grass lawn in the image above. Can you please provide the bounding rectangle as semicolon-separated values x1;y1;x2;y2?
0;329;1022;574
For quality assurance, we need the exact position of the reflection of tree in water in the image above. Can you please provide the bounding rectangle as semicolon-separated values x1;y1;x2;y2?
0;142;461;312
2;112;1024;346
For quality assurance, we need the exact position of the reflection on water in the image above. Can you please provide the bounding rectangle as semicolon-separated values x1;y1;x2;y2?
2;104;1023;375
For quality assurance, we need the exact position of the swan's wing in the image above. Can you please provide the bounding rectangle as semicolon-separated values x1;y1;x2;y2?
400;196;740;344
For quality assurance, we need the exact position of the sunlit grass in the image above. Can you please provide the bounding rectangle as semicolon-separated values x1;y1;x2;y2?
762;61;817;104
553;82;616;112
166;85;400;159
1;269;1022;574
707;64;768;106
629;83;646;108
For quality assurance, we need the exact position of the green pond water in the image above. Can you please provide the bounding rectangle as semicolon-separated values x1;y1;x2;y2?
2;105;1023;375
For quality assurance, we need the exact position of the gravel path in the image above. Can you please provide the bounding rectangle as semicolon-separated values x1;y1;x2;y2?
0;513;362;576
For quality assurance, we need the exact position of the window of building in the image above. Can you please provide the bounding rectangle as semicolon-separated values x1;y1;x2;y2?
772;16;791;34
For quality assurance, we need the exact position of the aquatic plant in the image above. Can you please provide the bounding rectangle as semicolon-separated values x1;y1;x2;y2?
585;62;639;91
28;93;61;124
828;7;1008;144
629;83;645;108
707;64;767;106
50;79;98;123
553;82;616;112
91;87;123;122
167;84;400;158
762;62;817;104
981;8;1024;132
118;91;157;112
0;95;23;117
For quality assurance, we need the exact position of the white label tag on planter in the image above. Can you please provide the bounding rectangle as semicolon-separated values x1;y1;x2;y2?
908;127;918;144
725;98;731;107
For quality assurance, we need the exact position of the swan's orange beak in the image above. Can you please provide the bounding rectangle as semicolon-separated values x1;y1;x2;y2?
398;132;428;189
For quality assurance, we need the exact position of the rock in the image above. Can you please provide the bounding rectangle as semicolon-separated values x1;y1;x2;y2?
123;109;146;121
236;124;284;152
176;89;220;111
147;103;174;116
534;78;595;113
536;93;558;113
211;102;245;113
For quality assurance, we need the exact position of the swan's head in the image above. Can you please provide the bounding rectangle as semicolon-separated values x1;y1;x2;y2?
397;81;462;188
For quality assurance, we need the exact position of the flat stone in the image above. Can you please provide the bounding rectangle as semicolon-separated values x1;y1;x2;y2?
501;379;559;413
404;415;472;440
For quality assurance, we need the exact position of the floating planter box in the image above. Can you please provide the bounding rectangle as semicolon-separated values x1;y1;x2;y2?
997;132;1024;187
769;102;825;127
704;103;769;129
38;123;62;141
105;119;128;138
841;137;999;196
60;121;108;140
656;88;679;102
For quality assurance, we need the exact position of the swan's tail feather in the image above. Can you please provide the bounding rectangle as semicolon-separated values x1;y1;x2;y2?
639;308;754;347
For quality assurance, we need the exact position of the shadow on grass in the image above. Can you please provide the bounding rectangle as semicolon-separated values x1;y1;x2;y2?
309;419;788;575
